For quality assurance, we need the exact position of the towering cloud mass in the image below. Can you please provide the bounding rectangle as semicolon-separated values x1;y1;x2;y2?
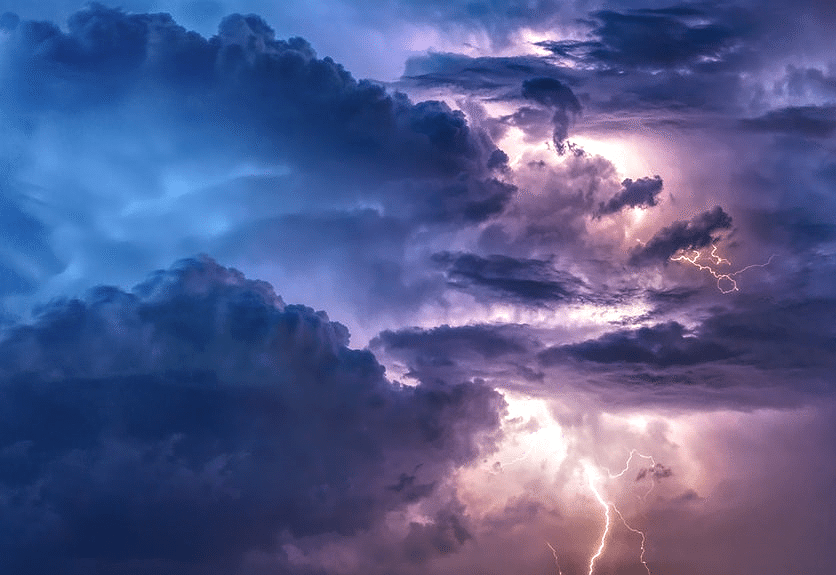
1;1;835;574
0;257;503;573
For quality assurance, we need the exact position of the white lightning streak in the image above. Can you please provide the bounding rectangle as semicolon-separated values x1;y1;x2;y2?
545;540;564;575
586;452;660;575
671;246;775;293
607;449;658;501
612;506;652;575
607;449;656;478
586;466;612;575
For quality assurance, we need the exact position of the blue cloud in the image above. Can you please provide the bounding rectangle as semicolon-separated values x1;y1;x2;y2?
0;257;504;573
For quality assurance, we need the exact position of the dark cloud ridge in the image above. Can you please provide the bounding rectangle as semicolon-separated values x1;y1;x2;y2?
1;3;508;211
538;5;751;72
740;106;836;138
433;251;587;305
597;175;664;215
630;206;733;265
544;321;737;368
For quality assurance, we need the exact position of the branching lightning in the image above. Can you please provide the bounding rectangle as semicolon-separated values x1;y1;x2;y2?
584;451;664;575
671;245;775;293
607;449;658;501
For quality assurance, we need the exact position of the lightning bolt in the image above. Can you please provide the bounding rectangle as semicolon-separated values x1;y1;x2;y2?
606;449;656;478
545;540;564;575
585;464;612;575
671;245;775;294
611;506;651;575
585;451;661;575
607;449;658;501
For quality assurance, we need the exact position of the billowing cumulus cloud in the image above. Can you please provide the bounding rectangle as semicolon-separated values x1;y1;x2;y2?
3;5;496;182
0;257;504;573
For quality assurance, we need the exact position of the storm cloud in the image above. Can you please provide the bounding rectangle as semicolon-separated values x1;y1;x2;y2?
432;251;587;305
521;77;581;154
0;2;835;574
630;206;733;265
597;175;664;215
543;321;736;367
0;257;503;573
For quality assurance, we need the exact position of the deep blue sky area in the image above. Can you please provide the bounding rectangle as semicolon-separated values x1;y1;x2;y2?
0;1;834;574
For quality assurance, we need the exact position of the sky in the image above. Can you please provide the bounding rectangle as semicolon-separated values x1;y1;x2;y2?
0;1;834;574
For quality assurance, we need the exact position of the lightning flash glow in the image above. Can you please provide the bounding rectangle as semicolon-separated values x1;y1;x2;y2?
671;245;775;293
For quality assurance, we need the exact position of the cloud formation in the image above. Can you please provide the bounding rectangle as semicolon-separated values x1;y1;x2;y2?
540;6;749;71
0;257;503;573
521;77;581;154
741;106;836;138
543;321;736;367
1;2;835;574
630;206;733;265
597;175;664;215
433;251;587;305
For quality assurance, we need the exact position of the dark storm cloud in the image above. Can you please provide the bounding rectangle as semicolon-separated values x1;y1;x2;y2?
699;297;836;370
0;257;504;574
500;106;556;140
537;296;836;378
629;206;733;265
399;5;759;120
521;78;581;154
740;106;836;138
372;322;543;387
0;3;523;312
538;5;752;71
541;321;736;367
375;324;530;360
597;175;663;215
432;251;587;305
401;52;572;93
3;5;486;179
372;323;537;381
